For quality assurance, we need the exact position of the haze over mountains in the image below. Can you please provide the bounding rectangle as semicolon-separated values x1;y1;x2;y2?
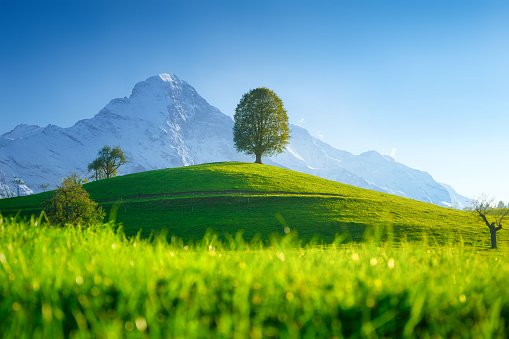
0;73;470;207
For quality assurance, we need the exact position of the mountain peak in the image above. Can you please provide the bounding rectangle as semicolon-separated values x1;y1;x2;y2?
158;73;180;83
128;73;197;101
0;73;463;207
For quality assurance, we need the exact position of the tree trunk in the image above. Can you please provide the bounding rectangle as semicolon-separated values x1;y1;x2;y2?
490;227;498;249
255;153;262;164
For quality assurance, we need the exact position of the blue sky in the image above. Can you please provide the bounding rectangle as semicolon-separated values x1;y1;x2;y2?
1;0;508;203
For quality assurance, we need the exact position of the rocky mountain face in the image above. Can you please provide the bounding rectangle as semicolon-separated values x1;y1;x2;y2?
0;73;469;207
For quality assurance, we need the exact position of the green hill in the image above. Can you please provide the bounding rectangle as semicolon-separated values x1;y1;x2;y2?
0;162;498;247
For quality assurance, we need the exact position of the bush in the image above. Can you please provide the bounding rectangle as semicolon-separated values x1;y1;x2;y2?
44;173;104;226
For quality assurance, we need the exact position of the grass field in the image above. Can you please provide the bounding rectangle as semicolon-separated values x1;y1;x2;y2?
1;162;508;337
1;216;508;338
0;162;502;248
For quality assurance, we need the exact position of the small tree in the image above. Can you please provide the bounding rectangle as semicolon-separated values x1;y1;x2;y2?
45;173;105;226
497;201;506;209
472;194;509;249
233;87;291;164
88;146;128;179
38;183;51;192
87;158;106;181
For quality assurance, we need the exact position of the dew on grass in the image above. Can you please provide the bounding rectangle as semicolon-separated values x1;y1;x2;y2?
388;258;395;269
42;303;52;321
252;295;262;305
125;321;135;331
366;298;375;308
286;291;294;301
135;317;147;331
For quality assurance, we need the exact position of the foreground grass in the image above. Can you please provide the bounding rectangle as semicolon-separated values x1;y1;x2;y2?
1;216;509;338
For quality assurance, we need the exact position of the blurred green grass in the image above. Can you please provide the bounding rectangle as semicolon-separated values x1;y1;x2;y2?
1;216;508;338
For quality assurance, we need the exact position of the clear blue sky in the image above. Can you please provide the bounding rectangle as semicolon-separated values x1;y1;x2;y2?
1;0;508;203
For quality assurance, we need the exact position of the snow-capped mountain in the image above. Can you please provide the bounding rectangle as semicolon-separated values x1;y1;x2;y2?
439;183;472;209
0;73;470;207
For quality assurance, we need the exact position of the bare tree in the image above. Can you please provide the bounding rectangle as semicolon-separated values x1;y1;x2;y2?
38;183;51;192
472;194;509;249
12;177;25;197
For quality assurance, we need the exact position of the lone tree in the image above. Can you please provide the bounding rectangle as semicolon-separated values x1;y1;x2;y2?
88;146;128;180
45;173;105;226
233;87;290;164
472;194;509;249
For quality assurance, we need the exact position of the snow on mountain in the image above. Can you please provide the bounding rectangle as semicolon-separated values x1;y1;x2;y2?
1;74;242;198
0;73;464;206
265;125;382;192
0;124;44;140
439;183;472;209
338;150;451;205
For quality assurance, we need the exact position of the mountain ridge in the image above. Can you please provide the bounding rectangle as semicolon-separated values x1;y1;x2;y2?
0;73;470;207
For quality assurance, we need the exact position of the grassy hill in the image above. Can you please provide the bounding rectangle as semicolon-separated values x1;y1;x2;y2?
0;162;499;247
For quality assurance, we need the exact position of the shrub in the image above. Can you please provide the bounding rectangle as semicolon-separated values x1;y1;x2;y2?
44;173;104;226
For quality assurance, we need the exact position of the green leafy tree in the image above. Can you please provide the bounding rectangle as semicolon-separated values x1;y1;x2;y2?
88;146;128;180
45;173;105;226
233;87;291;164
497;201;505;209
87;158;106;181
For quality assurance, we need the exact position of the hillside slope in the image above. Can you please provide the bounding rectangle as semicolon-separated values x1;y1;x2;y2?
0;162;495;247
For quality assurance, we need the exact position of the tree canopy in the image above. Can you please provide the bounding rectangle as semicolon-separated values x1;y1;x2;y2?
45;173;105;226
88;146;128;180
233;87;291;164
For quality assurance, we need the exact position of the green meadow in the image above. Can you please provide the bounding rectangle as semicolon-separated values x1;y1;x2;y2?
1;162;508;337
0;162;502;247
